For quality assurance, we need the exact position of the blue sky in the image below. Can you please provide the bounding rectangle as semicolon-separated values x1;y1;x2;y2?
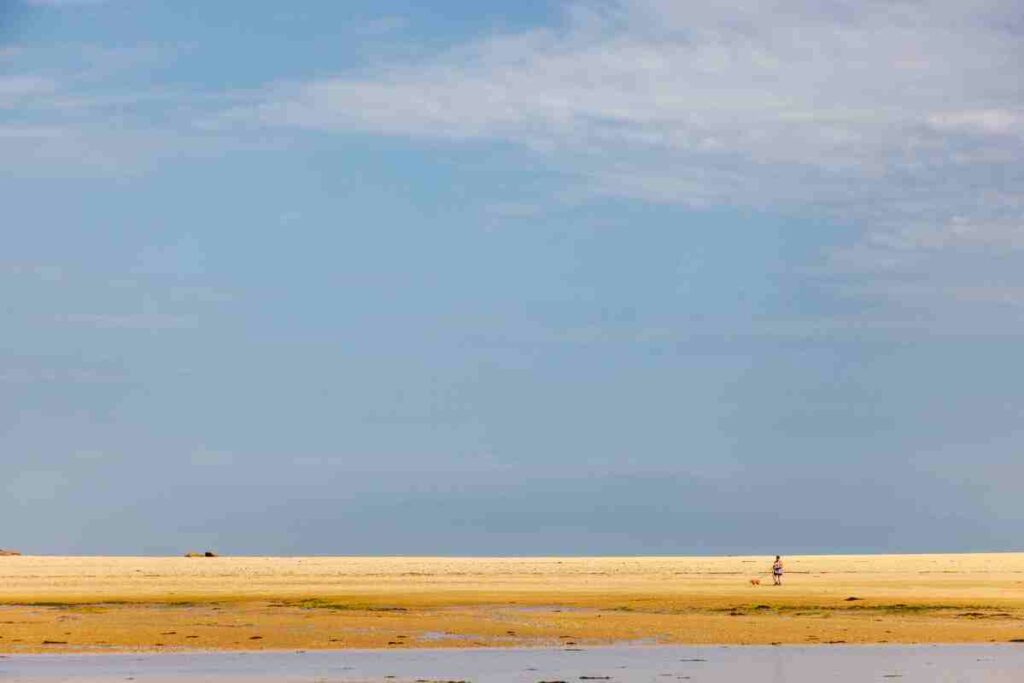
2;0;1023;555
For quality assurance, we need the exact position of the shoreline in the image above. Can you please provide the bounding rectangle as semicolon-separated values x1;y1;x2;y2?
7;641;1024;656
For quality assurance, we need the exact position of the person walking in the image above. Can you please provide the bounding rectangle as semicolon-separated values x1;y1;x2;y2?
772;555;784;586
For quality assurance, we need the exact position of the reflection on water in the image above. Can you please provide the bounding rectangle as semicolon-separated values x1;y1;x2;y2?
3;645;1024;682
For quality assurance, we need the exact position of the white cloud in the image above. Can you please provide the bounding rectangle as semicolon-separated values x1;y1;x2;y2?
227;1;1021;169
869;217;1024;251
0;45;257;177
215;0;1024;320
928;109;1024;136
4;0;1022;329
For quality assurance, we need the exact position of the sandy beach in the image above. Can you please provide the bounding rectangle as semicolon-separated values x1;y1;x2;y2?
1;554;1023;653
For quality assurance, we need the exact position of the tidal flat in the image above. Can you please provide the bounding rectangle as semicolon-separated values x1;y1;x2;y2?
1;554;1024;653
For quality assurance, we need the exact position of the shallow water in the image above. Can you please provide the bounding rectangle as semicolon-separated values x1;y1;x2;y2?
3;645;1023;682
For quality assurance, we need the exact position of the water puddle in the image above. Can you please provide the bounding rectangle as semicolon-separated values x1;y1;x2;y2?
2;644;1023;682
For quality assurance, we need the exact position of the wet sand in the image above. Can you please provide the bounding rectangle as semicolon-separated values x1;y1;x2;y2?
5;645;1024;682
1;554;1023;653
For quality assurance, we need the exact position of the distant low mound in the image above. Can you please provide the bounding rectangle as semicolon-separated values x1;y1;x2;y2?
0;549;22;556
184;551;219;558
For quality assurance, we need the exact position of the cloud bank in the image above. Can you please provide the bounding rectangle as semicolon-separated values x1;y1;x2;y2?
223;0;1023;315
6;0;1023;323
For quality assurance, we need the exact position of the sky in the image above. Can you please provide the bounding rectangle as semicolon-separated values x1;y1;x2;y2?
1;0;1023;556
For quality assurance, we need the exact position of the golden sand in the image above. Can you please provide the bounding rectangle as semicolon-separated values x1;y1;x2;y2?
1;554;1023;652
